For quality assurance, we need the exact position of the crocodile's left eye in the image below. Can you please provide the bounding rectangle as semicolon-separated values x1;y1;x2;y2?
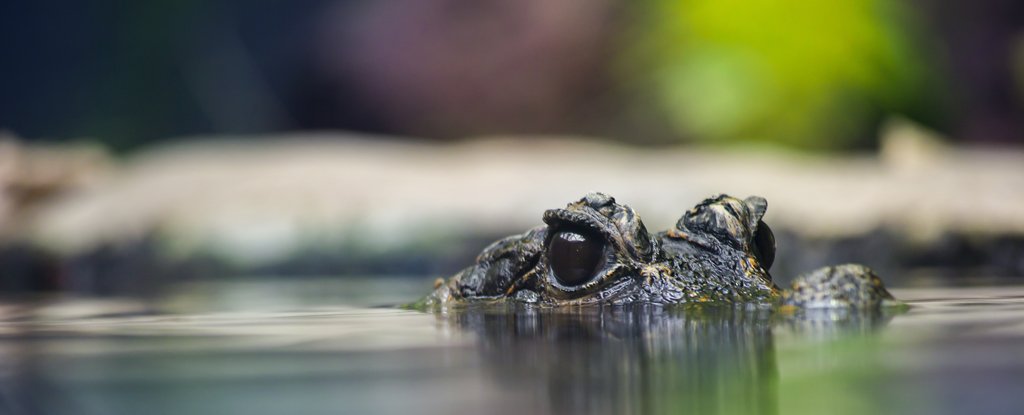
753;220;775;270
548;230;605;287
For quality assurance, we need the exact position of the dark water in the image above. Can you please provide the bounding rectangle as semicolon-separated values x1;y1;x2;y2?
0;279;1022;415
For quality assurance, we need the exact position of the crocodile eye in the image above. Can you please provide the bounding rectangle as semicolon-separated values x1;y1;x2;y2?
548;230;605;287
753;220;775;270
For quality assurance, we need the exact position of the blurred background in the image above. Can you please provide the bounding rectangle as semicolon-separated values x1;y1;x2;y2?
1;0;1023;295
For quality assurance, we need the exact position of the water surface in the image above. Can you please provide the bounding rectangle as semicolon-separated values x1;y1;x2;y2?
0;279;1022;415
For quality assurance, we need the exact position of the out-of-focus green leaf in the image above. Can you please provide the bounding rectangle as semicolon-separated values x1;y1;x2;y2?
620;0;948;149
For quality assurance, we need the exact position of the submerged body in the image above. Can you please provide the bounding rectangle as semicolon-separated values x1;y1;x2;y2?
422;193;898;309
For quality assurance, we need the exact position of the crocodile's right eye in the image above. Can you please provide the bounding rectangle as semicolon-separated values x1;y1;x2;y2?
548;230;605;287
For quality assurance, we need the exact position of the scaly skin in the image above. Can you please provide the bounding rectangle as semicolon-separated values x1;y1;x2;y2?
419;193;899;309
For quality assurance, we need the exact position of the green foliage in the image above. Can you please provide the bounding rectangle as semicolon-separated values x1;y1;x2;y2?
621;0;948;149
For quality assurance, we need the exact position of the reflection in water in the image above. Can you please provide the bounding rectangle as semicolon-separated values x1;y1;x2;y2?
20;281;1024;415
438;305;894;415
778;307;898;340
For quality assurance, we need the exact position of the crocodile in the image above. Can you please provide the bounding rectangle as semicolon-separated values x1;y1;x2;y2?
419;193;900;309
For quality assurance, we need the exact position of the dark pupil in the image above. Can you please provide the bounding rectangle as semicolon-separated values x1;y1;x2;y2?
753;220;775;271
548;230;604;287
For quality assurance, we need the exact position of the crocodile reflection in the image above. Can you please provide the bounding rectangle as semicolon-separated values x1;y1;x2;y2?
437;305;896;415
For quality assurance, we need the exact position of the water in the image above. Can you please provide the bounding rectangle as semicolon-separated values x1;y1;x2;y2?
1;279;1022;415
